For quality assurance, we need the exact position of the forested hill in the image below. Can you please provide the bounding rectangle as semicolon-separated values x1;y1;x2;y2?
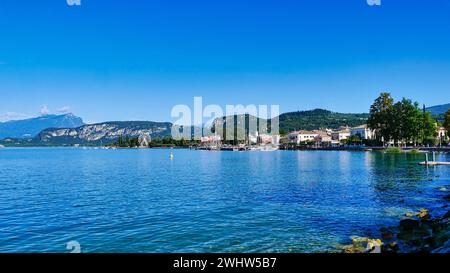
278;109;369;132
212;109;370;134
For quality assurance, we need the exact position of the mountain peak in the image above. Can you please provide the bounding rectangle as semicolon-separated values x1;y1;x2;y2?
0;114;84;139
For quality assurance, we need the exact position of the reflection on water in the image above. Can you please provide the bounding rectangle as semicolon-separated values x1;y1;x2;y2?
0;148;448;253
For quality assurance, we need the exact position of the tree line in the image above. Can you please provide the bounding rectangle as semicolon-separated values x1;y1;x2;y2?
368;93;447;146
110;135;199;148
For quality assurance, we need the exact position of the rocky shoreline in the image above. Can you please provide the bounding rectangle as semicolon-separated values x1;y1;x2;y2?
339;188;450;253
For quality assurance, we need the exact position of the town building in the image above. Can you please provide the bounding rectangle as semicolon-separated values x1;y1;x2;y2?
350;125;374;140
258;134;281;145
331;129;351;142
313;130;332;145
288;131;319;144
438;127;447;139
200;135;222;143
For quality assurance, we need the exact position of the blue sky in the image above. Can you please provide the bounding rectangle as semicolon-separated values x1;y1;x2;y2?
0;0;449;123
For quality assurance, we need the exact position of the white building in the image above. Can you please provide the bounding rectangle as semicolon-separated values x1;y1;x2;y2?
438;127;447;140
331;129;351;142
201;135;222;143
288;131;319;144
350;125;374;140
313;130;332;144
258;134;280;145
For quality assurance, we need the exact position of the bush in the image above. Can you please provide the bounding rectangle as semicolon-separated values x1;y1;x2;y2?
384;147;403;153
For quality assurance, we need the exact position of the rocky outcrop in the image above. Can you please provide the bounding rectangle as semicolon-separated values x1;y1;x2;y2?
37;121;172;145
339;187;450;254
339;209;450;254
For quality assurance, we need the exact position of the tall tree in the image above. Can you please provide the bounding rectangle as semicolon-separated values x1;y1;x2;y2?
422;112;438;146
390;101;403;145
396;98;422;146
368;93;394;145
444;109;450;137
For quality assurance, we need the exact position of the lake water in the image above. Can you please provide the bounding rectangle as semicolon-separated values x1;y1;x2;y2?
0;148;449;253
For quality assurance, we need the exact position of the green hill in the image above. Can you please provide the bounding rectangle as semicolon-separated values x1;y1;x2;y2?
278;109;369;132
213;109;369;135
426;103;450;116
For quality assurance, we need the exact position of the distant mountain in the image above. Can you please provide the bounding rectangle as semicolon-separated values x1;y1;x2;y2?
278;109;369;132
0;114;84;139
0;109;372;146
426;104;450;116
35;121;172;145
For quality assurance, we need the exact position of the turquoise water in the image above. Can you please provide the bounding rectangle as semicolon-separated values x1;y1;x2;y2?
0;148;449;253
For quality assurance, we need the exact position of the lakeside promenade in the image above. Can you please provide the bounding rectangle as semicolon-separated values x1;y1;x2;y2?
279;146;450;153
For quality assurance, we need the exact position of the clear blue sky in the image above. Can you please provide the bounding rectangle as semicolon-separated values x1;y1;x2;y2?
0;0;449;123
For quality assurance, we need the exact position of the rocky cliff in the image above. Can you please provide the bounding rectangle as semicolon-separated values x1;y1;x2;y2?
37;121;173;145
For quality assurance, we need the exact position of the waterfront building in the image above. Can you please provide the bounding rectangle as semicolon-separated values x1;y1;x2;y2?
200;135;222;143
331;129;351;142
258;134;281;145
350;125;374;140
313;130;332;145
248;133;258;144
288;131;319;144
438;127;448;146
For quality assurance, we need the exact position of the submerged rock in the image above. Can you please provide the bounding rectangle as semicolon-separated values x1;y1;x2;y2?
405;209;430;219
443;210;450;219
381;228;394;240
382;242;400;253
431;238;450;253
399;219;420;231
418;209;430;219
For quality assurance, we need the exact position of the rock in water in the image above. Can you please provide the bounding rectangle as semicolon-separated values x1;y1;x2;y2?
399;219;420;231
366;239;383;253
418;209;430;219
443;210;450;220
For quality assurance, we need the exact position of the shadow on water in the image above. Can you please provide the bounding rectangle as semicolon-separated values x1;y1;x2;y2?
367;151;449;216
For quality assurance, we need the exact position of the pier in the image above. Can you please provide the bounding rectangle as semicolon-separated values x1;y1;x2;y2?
419;161;450;166
419;152;450;166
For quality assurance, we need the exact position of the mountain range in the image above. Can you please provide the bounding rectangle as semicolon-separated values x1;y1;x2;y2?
0;104;448;146
0;114;84;139
426;103;450;116
37;121;172;145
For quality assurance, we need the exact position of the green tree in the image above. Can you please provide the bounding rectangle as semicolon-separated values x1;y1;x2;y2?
444;109;450;137
368;93;394;145
422;112;438;146
345;134;363;145
395;98;422;146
